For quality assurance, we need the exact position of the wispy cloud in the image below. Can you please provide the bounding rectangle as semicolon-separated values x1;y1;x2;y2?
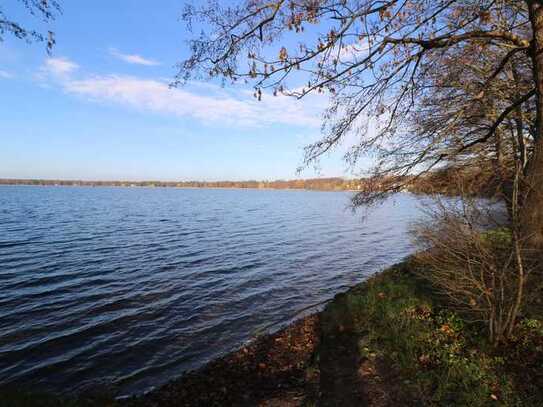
109;48;160;66
0;70;13;79
40;57;79;77
37;57;325;128
335;40;370;62
65;76;322;127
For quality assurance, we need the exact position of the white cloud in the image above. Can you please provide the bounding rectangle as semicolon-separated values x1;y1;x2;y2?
39;57;79;79
37;57;325;128
109;48;160;66
0;70;13;79
335;40;370;62
64;76;322;127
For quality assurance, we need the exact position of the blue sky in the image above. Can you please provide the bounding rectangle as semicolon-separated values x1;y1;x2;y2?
0;0;359;181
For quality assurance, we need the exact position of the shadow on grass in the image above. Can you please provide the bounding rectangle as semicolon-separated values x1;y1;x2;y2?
319;291;367;406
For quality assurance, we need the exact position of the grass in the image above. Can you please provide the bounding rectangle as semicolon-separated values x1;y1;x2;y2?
320;260;543;406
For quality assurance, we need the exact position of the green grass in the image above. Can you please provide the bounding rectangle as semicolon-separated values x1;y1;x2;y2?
321;261;543;406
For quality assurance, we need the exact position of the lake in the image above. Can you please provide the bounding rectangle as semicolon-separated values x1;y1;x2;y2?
0;186;426;396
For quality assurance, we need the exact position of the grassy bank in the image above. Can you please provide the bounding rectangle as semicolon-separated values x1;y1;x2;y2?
3;260;542;406
319;261;543;406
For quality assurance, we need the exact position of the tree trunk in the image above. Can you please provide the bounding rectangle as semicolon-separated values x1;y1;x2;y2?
511;64;527;170
523;1;543;251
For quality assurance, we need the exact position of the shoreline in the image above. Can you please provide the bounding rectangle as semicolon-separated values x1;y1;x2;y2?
0;183;364;193
3;259;541;406
125;314;322;406
123;257;543;406
121;268;396;406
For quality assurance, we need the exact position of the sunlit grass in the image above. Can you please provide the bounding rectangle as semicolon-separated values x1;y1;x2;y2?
320;260;542;406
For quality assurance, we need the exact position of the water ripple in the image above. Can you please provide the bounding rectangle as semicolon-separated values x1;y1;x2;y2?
0;186;424;396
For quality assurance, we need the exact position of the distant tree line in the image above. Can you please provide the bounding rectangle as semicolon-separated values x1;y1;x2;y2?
0;177;367;191
0;171;497;195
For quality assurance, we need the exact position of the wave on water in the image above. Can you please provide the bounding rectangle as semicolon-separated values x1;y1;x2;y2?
0;186;422;395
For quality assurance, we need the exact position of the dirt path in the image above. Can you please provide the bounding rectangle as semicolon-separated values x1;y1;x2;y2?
319;292;367;406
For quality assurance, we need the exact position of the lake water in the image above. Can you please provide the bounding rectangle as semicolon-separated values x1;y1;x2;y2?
0;186;426;396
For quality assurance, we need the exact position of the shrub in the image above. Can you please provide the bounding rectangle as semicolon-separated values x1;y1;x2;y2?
412;198;535;344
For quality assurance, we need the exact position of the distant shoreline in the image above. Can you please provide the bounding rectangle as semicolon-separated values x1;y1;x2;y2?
0;184;362;193
0;178;365;192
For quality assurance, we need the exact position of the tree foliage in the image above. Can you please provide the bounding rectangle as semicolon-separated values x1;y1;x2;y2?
178;1;538;206
180;1;543;333
0;0;60;52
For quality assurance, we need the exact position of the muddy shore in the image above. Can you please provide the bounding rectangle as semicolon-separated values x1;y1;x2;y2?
125;315;321;407
124;279;400;407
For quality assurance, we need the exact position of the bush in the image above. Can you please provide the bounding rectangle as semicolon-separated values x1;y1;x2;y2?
412;197;533;344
